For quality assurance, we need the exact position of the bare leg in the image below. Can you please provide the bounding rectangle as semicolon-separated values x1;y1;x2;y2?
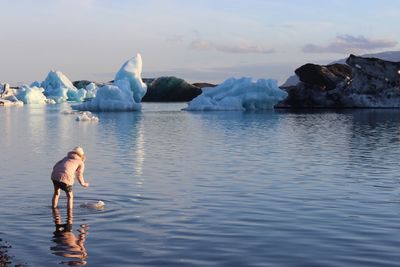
52;207;61;225
66;191;74;211
67;206;73;225
52;188;61;209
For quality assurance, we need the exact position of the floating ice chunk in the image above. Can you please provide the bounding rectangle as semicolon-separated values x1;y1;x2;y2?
80;200;105;210
41;71;86;103
184;77;288;111
61;109;77;115
13;85;49;104
114;53;147;103
72;79;141;111
76;111;99;122
0;99;24;107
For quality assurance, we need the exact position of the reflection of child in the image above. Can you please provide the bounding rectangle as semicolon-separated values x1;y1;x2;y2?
51;147;89;210
52;208;88;266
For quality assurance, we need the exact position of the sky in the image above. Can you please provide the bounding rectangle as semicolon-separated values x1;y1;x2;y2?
1;0;400;85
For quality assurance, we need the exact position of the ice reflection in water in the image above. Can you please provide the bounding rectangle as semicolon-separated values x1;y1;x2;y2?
1;105;400;266
134;120;145;176
51;208;89;266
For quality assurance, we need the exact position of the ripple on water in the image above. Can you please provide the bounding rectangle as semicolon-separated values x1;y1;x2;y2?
1;106;400;266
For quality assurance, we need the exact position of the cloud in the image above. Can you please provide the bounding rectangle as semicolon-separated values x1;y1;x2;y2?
165;34;185;44
189;39;275;54
303;34;398;54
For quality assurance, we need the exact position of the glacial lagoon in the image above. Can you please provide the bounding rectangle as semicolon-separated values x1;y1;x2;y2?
1;103;400;266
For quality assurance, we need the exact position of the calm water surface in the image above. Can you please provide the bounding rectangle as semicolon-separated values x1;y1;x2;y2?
0;103;400;266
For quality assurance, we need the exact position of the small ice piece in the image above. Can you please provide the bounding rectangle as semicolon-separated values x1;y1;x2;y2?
80;200;105;210
184;77;288;111
76;111;99;122
61;109;77;115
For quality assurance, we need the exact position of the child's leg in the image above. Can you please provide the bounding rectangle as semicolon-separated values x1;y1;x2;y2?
52;187;61;209
66;191;74;211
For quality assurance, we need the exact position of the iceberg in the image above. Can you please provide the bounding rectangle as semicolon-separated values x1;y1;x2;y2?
114;53;147;103
73;53;146;112
13;85;55;104
0;99;24;107
0;83;24;106
73;80;141;111
183;77;288;111
41;71;86;103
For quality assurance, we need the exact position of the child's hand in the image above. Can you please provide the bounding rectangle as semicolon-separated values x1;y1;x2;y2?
83;182;89;188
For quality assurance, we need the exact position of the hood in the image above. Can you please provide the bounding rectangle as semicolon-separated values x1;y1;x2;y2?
67;151;82;160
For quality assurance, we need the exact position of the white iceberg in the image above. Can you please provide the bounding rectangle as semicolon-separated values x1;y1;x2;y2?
1;83;24;106
41;71;86;103
184;77;288;111
76;111;99;122
73;53;146;112
114;53;147;103
73;80;141;111
0;99;24;107
13;85;55;104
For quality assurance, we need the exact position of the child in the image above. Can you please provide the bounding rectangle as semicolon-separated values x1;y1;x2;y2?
51;146;89;210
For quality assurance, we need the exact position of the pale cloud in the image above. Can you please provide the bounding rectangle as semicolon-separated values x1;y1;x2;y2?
165;34;185;44
303;34;398;54
189;39;276;54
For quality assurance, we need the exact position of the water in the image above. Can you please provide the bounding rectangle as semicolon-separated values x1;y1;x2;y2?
1;103;400;266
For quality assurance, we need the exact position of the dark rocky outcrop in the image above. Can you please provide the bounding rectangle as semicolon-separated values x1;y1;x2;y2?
278;54;400;108
295;63;351;91
73;80;106;89
142;76;202;102
346;54;400;93
192;82;217;89
73;80;92;89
